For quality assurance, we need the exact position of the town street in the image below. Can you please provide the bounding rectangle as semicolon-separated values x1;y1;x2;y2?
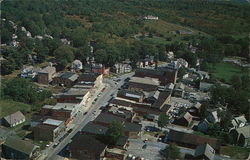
45;72;134;160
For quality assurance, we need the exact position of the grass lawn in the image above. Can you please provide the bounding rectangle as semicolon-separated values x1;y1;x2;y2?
220;145;250;159
0;99;31;117
208;62;248;83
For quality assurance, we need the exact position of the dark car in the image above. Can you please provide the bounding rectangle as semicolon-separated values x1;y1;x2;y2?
142;144;147;149
144;126;160;132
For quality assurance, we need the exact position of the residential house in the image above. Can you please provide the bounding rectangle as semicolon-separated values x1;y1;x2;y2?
117;89;144;103
91;63;110;75
197;119;210;133
33;118;65;141
230;125;250;147
94;113;125;127
71;59;83;71
173;112;193;127
137;56;155;68
111;63;132;74
2;136;40;160
168;130;221;152
53;72;78;87
143;15;159;20
174;83;185;98
128;77;160;92
2;111;25;127
150;91;172;111
197;71;210;80
60;38;71;45
206;110;220;124
135;68;178;85
108;106;136;122
37;66;56;84
69;134;107;160
81;122;108;135
124;122;142;139
20;66;41;79
194;143;215;160
188;102;202;117
231;115;247;129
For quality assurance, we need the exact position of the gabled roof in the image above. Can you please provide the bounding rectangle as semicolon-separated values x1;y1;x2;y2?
3;111;25;125
151;91;171;109
81;122;108;135
78;72;100;82
58;72;78;81
94;113;125;125
183;112;193;123
232;116;247;127
124;122;142;132
3;136;39;155
69;134;106;155
194;143;215;160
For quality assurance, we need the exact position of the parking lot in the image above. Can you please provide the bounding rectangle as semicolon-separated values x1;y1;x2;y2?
127;139;165;160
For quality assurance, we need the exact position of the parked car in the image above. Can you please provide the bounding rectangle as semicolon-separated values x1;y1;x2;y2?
142;144;147;149
144;126;160;132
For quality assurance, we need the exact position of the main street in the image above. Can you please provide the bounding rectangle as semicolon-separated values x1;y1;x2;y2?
45;72;134;160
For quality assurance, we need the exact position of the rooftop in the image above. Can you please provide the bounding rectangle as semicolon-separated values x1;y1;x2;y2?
81;122;108;135
3;136;39;155
43;118;64;126
129;77;160;86
3;111;25;125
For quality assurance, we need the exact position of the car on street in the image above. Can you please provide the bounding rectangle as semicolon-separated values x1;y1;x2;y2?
142;144;147;149
53;143;58;148
144;126;160;132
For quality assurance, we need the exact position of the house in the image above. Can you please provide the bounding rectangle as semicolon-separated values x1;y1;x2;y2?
2;136;40;160
53;72;79;87
117;89;144;103
111;63;132;74
77;72;103;88
94;113;125;127
187;102;202;117
177;58;188;68
167;51;174;59
33;118;65;141
55;86;91;105
128;77;160;92
108;106;136;122
2;111;25;127
174;83;185;98
105;148;127;160
197;120;210;133
143;15;158;20
60;38;71;45
230;125;250;147
206;110;220;123
197;71;210;80
41;103;80;121
124;122;142;139
137;56;155;68
91;63;110;75
135;68;178;85
150;91;172;110
231;115;247;129
168;130;221;152
194;143;215;160
37;66;56;84
199;81;214;92
20;66;41;79
81;122;108;135
173;112;193;127
71;59;83;71
69;134;107;160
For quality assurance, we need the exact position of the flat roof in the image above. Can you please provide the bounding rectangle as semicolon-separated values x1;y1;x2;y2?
129;77;160;86
43;118;63;126
42;103;77;111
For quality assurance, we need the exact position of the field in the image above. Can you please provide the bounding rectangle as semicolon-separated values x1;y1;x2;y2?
0;100;31;117
208;62;248;83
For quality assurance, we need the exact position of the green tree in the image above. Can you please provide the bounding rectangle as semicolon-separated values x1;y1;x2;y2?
0;59;16;75
163;144;180;160
103;122;124;145
54;45;74;67
158;113;170;128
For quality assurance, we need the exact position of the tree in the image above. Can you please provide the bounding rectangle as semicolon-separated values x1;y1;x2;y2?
163;144;180;160
0;59;16;75
158;113;170;128
102;122;124;145
54;45;74;67
219;110;232;131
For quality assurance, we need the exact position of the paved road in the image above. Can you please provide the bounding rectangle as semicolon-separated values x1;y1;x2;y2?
45;72;134;159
